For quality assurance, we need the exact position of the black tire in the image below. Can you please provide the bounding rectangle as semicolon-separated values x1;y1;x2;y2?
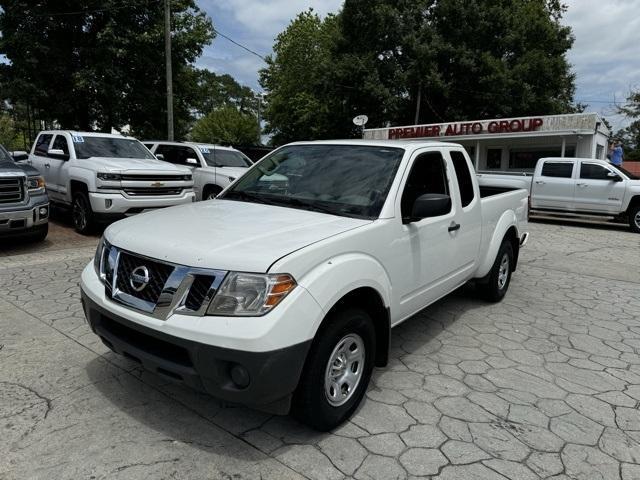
203;185;223;201
29;224;48;242
291;307;376;431
477;240;514;302
72;192;95;235
629;204;640;234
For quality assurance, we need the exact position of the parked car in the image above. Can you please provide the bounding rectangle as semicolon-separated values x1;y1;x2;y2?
27;131;195;234
80;140;529;430
478;157;640;233
0;144;49;242
144;141;252;200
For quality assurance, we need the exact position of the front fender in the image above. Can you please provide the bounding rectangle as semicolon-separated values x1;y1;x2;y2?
475;210;518;279
298;252;392;328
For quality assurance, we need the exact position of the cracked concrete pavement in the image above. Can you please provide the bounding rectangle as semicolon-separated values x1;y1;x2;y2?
1;219;640;479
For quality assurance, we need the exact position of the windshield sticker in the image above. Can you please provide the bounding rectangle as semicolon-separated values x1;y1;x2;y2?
72;135;85;143
198;146;211;154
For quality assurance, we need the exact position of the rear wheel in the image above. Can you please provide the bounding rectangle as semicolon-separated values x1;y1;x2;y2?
629;204;640;234
478;240;514;302
72;192;95;234
292;307;375;431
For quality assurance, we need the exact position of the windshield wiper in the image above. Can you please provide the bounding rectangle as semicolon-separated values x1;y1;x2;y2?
224;190;280;206
276;197;343;216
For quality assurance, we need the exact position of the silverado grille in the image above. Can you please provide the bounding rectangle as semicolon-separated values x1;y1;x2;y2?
115;252;174;304
0;177;24;204
123;187;184;196
120;174;188;181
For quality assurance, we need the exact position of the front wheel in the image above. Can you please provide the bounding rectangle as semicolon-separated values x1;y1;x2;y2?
72;192;95;234
291;307;375;431
477;241;514;302
629;204;640;234
203;185;223;201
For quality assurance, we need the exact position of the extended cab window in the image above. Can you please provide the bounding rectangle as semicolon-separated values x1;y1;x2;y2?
401;152;451;219
34;134;53;156
542;162;574;178
450;150;475;208
155;145;199;166
51;135;70;155
580;163;612;180
222;145;404;219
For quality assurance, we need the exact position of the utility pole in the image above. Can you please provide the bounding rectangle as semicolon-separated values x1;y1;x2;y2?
256;94;262;145
414;82;422;125
164;0;174;140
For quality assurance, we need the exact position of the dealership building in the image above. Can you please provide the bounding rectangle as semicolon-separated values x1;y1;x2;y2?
363;112;611;173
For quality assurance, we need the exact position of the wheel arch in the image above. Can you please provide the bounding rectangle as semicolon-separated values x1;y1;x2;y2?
475;211;520;278
203;183;223;199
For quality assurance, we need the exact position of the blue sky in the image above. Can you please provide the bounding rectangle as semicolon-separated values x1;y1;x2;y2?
197;0;640;132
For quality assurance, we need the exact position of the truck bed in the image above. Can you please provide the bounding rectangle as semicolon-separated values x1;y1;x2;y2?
479;185;521;198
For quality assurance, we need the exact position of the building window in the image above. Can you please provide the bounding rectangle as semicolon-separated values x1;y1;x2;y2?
596;144;604;159
486;148;502;169
508;147;576;171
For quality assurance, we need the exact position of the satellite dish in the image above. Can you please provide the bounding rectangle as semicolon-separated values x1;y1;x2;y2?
353;115;369;126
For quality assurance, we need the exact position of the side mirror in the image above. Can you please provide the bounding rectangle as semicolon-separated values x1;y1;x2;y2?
607;171;622;182
11;152;29;162
407;193;452;223
186;157;198;166
47;148;69;161
155;153;165;160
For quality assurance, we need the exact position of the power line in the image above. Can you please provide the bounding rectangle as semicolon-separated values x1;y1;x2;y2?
212;27;268;63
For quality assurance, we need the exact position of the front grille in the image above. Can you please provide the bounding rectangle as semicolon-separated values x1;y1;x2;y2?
184;275;216;311
120;174;187;181
0;177;24;204
123;187;183;196
115;252;174;304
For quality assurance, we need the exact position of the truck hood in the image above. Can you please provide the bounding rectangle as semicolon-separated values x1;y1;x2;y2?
83;157;191;174
105;199;370;272
0;159;39;176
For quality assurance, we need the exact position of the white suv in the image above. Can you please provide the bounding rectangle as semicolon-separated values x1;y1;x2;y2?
144;141;252;200
28;131;195;233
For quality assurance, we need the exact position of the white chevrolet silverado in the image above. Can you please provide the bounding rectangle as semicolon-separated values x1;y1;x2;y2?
28;131;195;233
478;157;640;233
80;140;529;430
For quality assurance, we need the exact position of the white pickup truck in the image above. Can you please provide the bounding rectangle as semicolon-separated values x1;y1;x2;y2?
80;140;529;430
144;141;252;200
478;157;640;233
27;131;195;233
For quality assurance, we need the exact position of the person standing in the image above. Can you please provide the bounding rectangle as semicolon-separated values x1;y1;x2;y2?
610;140;624;167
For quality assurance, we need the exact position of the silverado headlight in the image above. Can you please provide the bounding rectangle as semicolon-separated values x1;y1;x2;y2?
27;175;45;193
97;172;121;181
207;272;296;316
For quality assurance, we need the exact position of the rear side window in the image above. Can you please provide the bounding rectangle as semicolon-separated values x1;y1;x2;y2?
580;163;612;180
541;162;573;178
34;134;53;155
450;150;475;207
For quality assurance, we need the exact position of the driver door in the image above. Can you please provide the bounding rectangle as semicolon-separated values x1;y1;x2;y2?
574;162;625;213
48;134;71;201
392;149;462;322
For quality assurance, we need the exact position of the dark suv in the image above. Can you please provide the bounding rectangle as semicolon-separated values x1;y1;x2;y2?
0;145;49;241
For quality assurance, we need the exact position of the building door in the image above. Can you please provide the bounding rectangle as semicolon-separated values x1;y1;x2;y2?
486;148;502;170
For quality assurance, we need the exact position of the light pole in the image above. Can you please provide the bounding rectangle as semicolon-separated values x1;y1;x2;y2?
164;0;174;140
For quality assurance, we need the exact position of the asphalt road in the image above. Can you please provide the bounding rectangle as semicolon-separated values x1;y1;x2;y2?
1;216;640;480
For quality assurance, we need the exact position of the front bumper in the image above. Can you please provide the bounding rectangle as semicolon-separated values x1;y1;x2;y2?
0;194;49;236
81;290;310;414
88;190;195;216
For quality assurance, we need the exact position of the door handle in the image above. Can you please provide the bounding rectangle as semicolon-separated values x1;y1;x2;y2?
44;163;50;168
576;183;587;187
535;181;545;185
448;222;461;232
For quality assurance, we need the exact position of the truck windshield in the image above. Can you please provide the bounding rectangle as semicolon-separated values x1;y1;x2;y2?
201;149;252;168
74;136;156;160
0;145;13;163
221;144;404;219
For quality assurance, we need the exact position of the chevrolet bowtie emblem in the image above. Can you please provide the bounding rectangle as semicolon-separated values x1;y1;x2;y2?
150;181;165;187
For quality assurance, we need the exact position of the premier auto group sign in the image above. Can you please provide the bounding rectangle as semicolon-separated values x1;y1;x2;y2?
387;117;544;139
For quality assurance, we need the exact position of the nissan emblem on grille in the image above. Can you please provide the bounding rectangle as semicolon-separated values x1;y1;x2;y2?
130;266;150;292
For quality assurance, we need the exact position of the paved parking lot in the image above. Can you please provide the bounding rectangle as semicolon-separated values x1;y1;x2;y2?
1;218;640;480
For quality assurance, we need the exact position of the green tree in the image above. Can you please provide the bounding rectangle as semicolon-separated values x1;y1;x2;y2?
261;1;579;143
0;113;22;150
190;106;259;145
259;10;348;145
0;0;214;138
193;70;259;117
616;90;640;161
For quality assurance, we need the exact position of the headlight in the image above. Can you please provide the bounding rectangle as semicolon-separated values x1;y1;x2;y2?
97;172;121;181
27;176;45;192
93;237;105;276
93;237;114;282
207;272;296;316
183;174;193;181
